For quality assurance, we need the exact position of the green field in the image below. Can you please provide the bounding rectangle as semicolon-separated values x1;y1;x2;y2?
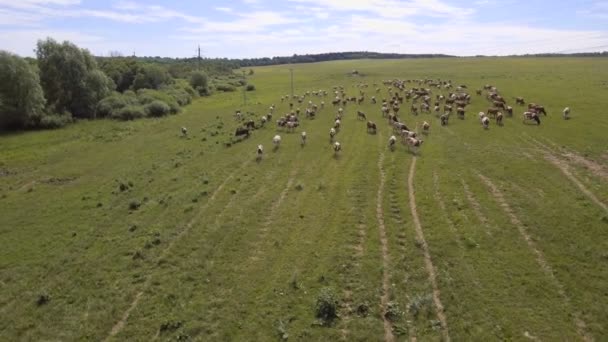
1;57;608;341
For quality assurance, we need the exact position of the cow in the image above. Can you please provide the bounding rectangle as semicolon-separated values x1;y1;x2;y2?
496;112;504;126
481;115;490;129
523;111;541;125
529;104;547;116
245;119;255;129
256;144;264;161
272;135;281;150
563;107;570;119
367;121;377;134
301;131;307;146
329;127;337;142
422;121;430;134
515;97;525;105
440;113;449;126
487;108;500;118
457;107;465;119
181;127;187;136
388;135;397;151
286;121;299;132
405;137;423;154
334;119;341;130
235;127;250;138
506;106;513;117
333;141;342;155
357;111;367;121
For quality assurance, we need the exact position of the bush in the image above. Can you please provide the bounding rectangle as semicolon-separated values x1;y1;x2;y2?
246;84;256;91
96;92;138;118
315;287;339;325
215;84;236;92
145;100;171;117
38;113;73;129
113;106;146;121
189;71;209;95
136;89;180;114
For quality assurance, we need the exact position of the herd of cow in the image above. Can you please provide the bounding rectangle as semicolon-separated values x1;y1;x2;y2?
220;77;570;158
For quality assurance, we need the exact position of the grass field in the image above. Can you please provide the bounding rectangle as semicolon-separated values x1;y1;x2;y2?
1;57;608;341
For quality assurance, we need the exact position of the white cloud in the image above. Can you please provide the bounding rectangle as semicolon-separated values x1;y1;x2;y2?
287;0;474;19
0;29;103;56
181;11;304;33
215;7;233;13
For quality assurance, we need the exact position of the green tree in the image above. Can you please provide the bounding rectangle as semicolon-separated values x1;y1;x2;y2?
36;38;114;119
189;71;209;95
131;64;172;90
0;51;47;129
98;57;139;92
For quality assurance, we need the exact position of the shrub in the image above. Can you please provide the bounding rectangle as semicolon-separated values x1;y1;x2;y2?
189;71;209;95
113;106;146;121
38;113;73;129
215;84;236;92
246;84;256;91
145;100;171;117
136;89;180;114
96;92;138;118
315;287;339;324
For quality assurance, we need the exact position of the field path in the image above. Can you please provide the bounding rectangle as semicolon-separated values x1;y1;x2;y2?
477;172;592;341
408;158;450;341
461;179;492;236
104;159;251;341
249;167;298;261
375;152;395;342
522;135;608;214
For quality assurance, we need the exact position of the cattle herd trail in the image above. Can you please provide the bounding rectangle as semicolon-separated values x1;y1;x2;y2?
2;58;608;341
477;172;592;341
408;158;450;341
375;152;395;342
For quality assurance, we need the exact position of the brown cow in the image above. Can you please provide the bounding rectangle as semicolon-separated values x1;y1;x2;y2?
367;121;377;134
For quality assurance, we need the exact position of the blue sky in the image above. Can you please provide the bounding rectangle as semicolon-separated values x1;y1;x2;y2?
1;0;607;58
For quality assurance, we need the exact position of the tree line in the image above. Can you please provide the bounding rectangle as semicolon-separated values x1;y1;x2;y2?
0;38;245;131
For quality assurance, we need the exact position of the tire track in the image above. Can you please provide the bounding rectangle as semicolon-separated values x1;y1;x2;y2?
386;163;417;340
477;172;592;341
461;179;492;236
376;152;395;342
249;167;297;261
104;159;251;341
407;158;450;341
522;135;607;214
536;136;608;182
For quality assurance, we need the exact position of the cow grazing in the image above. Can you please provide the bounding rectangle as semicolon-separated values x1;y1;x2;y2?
523;111;541;125
563;107;570;119
357;111;367;121
333;141;342;154
181;127;187;136
329;127;337;142
334;119;341;130
440;113;449;126
481;115;490;129
272;135;282;150
487;108;499;118
286;121;299;132
496;112;504;126
457;107;465;119
422;121;430;134
301;131;307;145
506;106;513;117
516;97;525;105
388;135;397;151
235;127;250;138
405;137;423;154
367;121;377;134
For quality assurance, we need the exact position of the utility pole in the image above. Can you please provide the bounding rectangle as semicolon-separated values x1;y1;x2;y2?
242;70;247;106
197;45;201;71
290;68;294;98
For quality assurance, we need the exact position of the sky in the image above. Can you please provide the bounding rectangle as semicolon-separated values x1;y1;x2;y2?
1;0;607;58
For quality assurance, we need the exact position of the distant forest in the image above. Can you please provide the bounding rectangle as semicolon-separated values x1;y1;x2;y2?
131;50;608;69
